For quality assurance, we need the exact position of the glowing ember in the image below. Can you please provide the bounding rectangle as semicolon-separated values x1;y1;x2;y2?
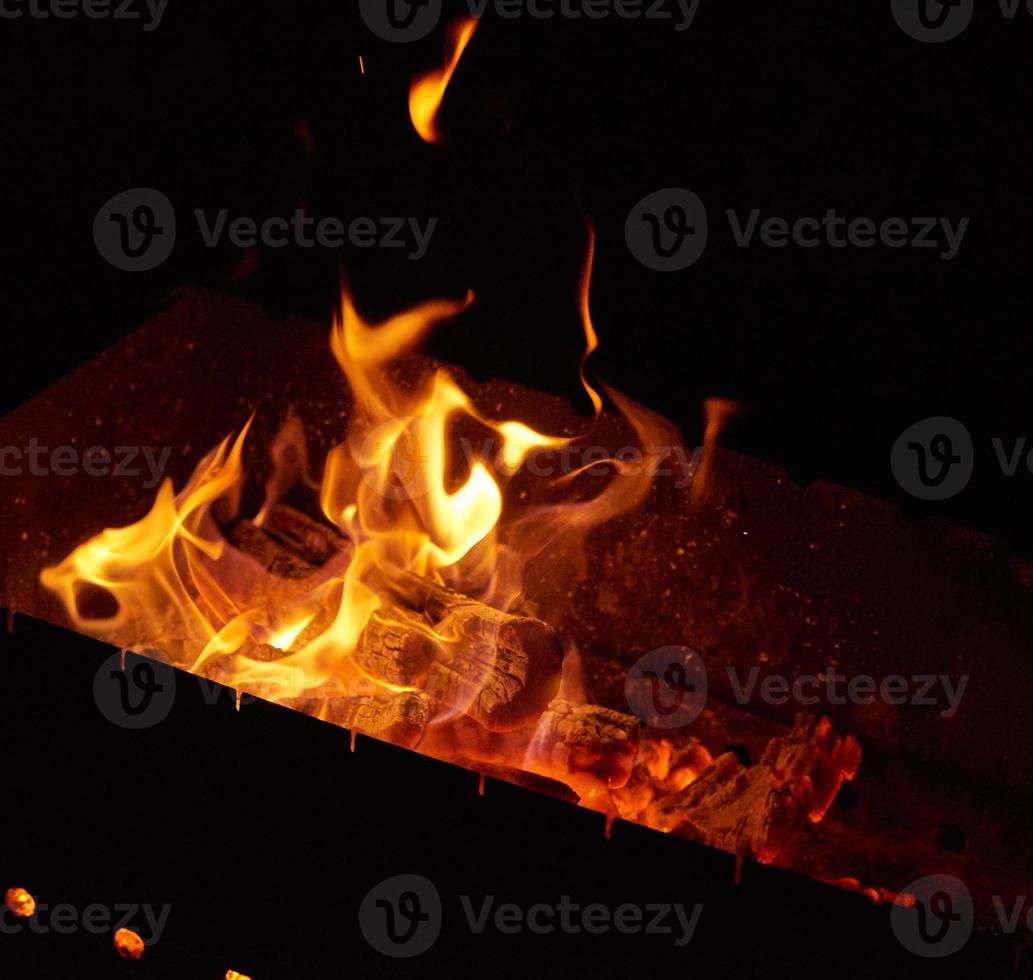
409;17;478;143
4;887;36;918
114;927;145;960
226;971;254;980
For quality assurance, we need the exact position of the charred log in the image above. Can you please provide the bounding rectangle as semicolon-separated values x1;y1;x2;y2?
533;701;640;788
353;602;438;687
645;715;860;865
389;571;563;732
285;690;430;749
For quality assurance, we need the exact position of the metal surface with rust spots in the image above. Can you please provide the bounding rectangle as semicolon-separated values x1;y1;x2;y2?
1;286;1032;925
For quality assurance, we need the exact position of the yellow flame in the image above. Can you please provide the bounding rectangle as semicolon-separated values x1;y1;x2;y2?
40;422;252;643
409;17;479;144
578;225;603;417
40;224;687;781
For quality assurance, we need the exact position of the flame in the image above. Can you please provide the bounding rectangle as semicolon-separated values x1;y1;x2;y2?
40;228;712;831
409;18;478;144
578;226;603;417
39;280;582;708
690;397;739;504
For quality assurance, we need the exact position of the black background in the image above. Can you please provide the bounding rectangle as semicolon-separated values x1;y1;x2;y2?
1;0;1032;976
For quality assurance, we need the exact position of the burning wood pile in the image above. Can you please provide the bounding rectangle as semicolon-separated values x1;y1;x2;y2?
35;254;859;871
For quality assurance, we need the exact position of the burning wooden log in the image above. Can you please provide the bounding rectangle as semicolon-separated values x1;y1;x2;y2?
224;511;562;733
388;571;563;733
330;691;430;749
227;519;318;581
285;690;430;749
352;603;437;687
644;716;860;865
227;503;352;583
423;701;640;791
258;501;351;568
531;700;640;789
612;735;715;818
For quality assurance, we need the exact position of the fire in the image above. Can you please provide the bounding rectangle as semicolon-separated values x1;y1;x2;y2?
39;228;662;725
38;227;854;861
409;17;479;144
4;887;35;918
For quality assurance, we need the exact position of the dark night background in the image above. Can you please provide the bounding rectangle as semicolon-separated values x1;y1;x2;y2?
1;0;1032;976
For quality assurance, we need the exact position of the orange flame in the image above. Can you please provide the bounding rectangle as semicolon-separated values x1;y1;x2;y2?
40;228;692;812
578;225;603;417
409;18;479;144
